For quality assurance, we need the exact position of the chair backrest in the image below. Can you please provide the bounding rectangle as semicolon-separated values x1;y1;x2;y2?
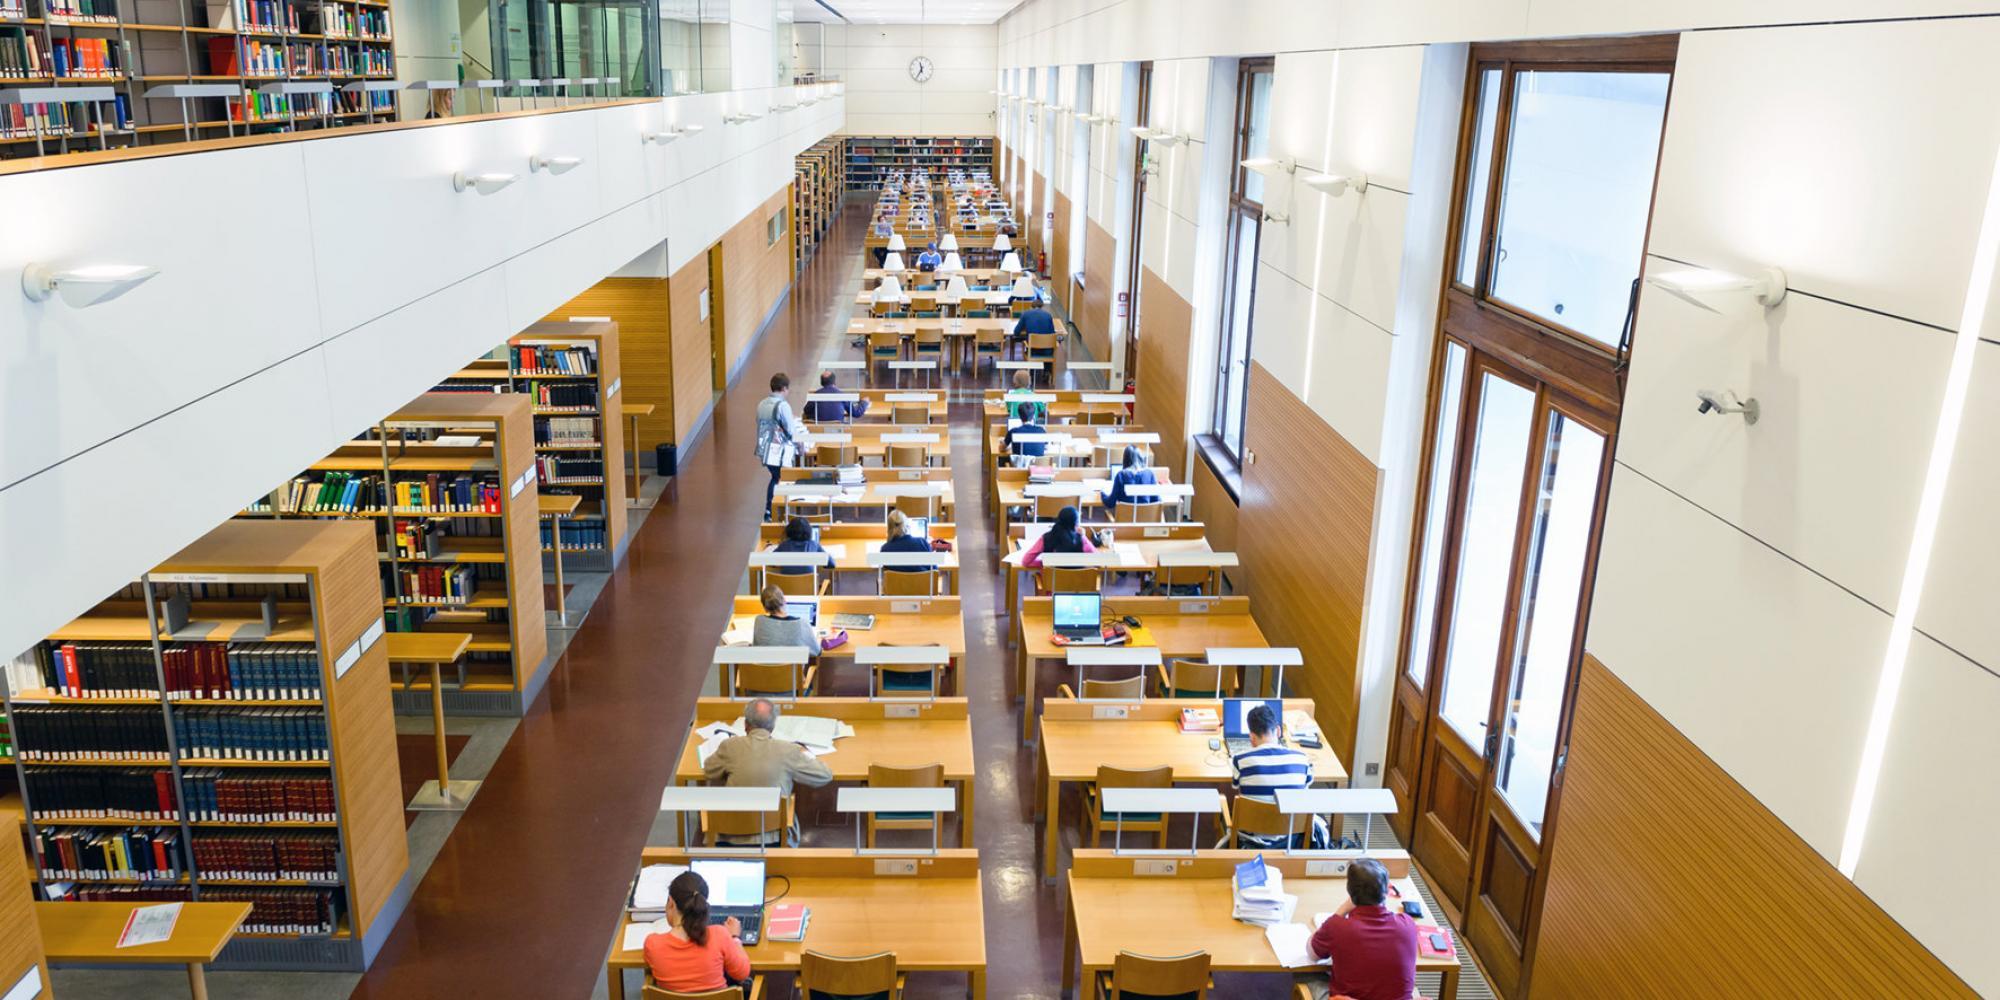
870;331;901;354
976;327;1005;349
1049;566;1102;593
1158;563;1217;595
704;797;791;840
1081;675;1146;700
1229;795;1293;844
1110;951;1210;1000
1096;764;1173;790
1166;658;1233;696
887;443;928;468
915;327;944;347
1033;495;1071;521
800;950;899;998
872;300;897;317
783;498;835;524
893;404;929;425
1114;501;1168;523
644;985;745;1000
868;762;944;789
817;443;858;467
892;493;937;519
881;569;937;596
763;569;821;596
1085;409;1123;425
733;661;808;696
1027;332;1058;357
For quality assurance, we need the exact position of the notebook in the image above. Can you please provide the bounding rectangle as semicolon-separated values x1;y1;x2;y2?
766;902;810;942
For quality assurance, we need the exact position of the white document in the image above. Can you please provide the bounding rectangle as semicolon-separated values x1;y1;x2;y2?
696;722;742;741
1113;543;1145;568
821;544;849;559
1264;923;1329;969
772;715;841;748
696;736;727;766
720;628;752;647
1083;478;1113;494
622;917;671;952
117;902;182;948
631;864;688;911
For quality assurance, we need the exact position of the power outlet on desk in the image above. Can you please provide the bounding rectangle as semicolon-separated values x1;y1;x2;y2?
1305;860;1350;876
1179;600;1215;614
890;600;923;613
899;470;921;480
1144;526;1171;537
874;859;919;876
1092;704;1132;719
885;703;922;718
1133;859;1179;876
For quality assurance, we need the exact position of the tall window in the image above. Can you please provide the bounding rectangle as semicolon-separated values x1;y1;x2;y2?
1212;58;1273;458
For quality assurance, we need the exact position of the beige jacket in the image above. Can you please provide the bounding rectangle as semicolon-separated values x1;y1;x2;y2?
701;728;833;797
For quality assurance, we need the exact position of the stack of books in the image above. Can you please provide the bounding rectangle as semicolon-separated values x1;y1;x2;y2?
1179;708;1220;733
766;902;810;942
1232;856;1296;927
837;465;865;487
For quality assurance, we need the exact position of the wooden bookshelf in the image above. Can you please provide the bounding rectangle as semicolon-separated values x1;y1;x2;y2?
0;520;410;970
0;794;47;1000
241;391;552;716
844;135;992;191
793;137;843;270
0;0;399;160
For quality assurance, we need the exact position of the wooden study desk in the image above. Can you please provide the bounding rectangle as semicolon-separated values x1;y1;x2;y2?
672;698;975;847
848;317;1016;371
795;426;953;465
1015;596;1268;740
386;631;477;809
773;477;960;520
1063;852;1457;1000
1000;523;1209;618
781;464;953;484
539;492;583;629
747;535;961;593
981;389;1131;423
723;596;966;693
984;423;1156;469
37;900;251;1000
605;849;987;1000
864;266;1014;285
993;467;1174;544
1036;698;1347;879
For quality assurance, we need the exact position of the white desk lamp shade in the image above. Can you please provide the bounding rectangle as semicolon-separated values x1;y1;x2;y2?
994;234;1014;252
939;233;960;251
942;275;971;301
883;252;907;271
941;252;964;272
875;276;904;301
887;233;907;252
1011;275;1036;297
1000;252;1024;274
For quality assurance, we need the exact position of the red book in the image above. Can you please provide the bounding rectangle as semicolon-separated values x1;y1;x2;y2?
60;644;80;698
153;771;175;819
765;902;808;942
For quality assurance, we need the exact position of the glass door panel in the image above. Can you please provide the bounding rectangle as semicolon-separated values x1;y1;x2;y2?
1404;340;1469;689
1437;371;1535;746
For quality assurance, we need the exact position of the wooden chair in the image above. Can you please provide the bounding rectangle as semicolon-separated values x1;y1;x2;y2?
816;443;858;467
871;299;899;317
1058;675;1147;700
1100;951;1211;1000
729;660;819;698
761;567;829;597
892;404;929;425
865;763;945;848
1114;501;1169;523
869;642;948;695
1047;566;1102;594
886;443;929;468
870;331;903;364
1031;494;1070;522
892;493;939;520
1084;764;1172;848
1027;332;1058;370
1157;562;1221;597
700;796;796;847
799;950;904;1000
880;568;940;598
913;327;945;365
1085;409;1124;426
974;328;1005;373
1219;795;1295;849
644;979;765;1000
1154;658;1237;699
782;497;835;525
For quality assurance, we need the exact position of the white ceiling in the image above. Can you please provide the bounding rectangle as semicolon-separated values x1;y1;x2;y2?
795;0;1026;25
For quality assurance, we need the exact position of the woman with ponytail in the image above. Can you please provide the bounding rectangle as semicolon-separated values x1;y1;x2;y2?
644;870;752;993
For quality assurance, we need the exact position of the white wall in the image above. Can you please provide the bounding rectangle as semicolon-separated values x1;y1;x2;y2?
820;22;998;136
0;85;845;669
998;2;2000;993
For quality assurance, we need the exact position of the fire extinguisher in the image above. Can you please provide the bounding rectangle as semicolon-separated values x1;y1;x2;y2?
1038;250;1048;274
1123;377;1136;417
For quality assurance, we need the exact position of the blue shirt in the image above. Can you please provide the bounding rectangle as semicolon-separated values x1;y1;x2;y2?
1006;422;1048;457
804;395;867;423
1013;308;1056;336
1107;467;1157;507
916;250;942;269
771;538;833;575
879;533;933;572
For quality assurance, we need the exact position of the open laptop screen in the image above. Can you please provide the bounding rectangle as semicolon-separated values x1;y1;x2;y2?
689;858;766;909
782;596;819;627
907;516;930;541
1223;698;1286;739
1052;592;1102;629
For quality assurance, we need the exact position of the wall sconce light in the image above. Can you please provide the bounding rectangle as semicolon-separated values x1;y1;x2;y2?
1696;389;1760;425
1647;265;1789;311
679;123;704;134
21;262;159;306
723;112;763;124
451;171;517;194
529;154;583;173
642;127;681;144
1303;172;1368;197
1241;157;1296;177
771;103;798;112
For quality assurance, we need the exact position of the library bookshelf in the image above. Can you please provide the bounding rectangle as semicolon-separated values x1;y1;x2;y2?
0;790;46;1000
844;135;993;191
0;520;411;971
437;320;630;572
0;0;399;160
793;137;842;270
241;391;552;717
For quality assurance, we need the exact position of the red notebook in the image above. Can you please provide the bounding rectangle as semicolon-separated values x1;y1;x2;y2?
1415;924;1454;959
766;903;809;942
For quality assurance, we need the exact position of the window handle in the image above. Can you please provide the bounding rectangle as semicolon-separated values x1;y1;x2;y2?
1482;730;1499;763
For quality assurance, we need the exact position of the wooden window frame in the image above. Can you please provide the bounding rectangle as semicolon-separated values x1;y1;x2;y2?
1210;57;1274;458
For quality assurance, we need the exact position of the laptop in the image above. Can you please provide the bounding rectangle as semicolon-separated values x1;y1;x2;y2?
1222;697;1288;755
782;596;819;627
906;516;930;542
689;857;768;945
1053;592;1105;644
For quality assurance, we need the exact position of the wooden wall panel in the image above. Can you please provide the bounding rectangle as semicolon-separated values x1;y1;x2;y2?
1190;449;1238;555
1051;190;1073;315
1531;655;1978;998
669;252;714;451
1030;171;1046;259
1237;362;1377;761
1134;266;1191;475
541;278;674;446
0;779;48;1000
1079;218;1115;362
720;187;794;374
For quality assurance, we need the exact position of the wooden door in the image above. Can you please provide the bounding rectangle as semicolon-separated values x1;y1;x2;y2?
707;242;727;391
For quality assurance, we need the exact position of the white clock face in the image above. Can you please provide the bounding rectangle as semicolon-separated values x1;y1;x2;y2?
909;56;935;83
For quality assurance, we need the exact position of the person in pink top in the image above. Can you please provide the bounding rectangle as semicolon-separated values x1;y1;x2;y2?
644;870;752;994
1021;504;1097;599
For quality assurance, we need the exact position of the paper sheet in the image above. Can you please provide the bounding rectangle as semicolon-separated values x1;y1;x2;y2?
1264;923;1329;969
631;865;687;910
720;628;752;647
772;715;841;748
1113;543;1145;568
1083;478;1113;494
622;917;670;952
696;722;742;741
821;544;849;559
696;736;727;766
117;902;181;948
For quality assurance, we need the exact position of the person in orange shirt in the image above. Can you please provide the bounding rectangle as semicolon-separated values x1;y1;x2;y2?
644;870;752;994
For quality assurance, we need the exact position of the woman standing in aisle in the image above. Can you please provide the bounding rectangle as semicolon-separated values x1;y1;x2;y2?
756;373;807;519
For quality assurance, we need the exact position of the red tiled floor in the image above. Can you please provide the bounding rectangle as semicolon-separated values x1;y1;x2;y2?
395;732;471;827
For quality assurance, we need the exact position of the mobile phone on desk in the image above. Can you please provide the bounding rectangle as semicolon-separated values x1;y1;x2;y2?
1402;900;1422;918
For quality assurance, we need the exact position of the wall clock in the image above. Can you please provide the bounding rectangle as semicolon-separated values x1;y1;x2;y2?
909;56;936;83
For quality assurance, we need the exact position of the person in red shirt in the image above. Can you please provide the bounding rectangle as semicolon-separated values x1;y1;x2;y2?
643;870;752;994
1300;858;1421;1000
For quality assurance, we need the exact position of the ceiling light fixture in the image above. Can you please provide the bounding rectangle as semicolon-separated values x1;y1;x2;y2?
1302;172;1369;197
529;154;583;173
20;262;160;307
1240;156;1296;177
451;170;517;194
1646;264;1788;311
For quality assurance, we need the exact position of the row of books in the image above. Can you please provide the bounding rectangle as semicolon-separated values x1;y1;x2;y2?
207;36;285;77
277;472;383;513
541;518;611;551
11;708;168;761
167;642;323;701
221;0;302;35
526;381;598;410
510;344;596;375
321;4;390;39
49;36;129;78
173;709;330;762
181;769;336;823
291;43;389;75
42;0;115;22
535;456;600;484
394;563;481;604
33;826;183;881
535;416;598;446
21;768;176;822
1;0;27;18
190;832;339;882
232;91;325;123
395;474;502;514
48;884;342;936
391;518;452;559
1;31;47;78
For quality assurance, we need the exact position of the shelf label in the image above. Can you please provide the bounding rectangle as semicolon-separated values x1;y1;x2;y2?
2;965;42;1000
335;638;363;679
148;572;307;585
607;377;621;399
511;467;535;498
359;617;385;655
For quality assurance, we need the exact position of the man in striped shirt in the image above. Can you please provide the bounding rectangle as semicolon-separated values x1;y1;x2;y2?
1230;704;1318;849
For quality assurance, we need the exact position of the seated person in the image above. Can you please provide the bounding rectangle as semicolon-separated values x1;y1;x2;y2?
1229;704;1321;849
803;370;868;422
879;510;934;573
1003;369;1048;423
750;584;819;651
916;242;943;272
644;869;752;993
1299;858;1420;1000
1105;445;1157;508
702;697;833;846
1012;303;1057;345
770;517;834;575
1021;504;1095;574
1004;416;1049;461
